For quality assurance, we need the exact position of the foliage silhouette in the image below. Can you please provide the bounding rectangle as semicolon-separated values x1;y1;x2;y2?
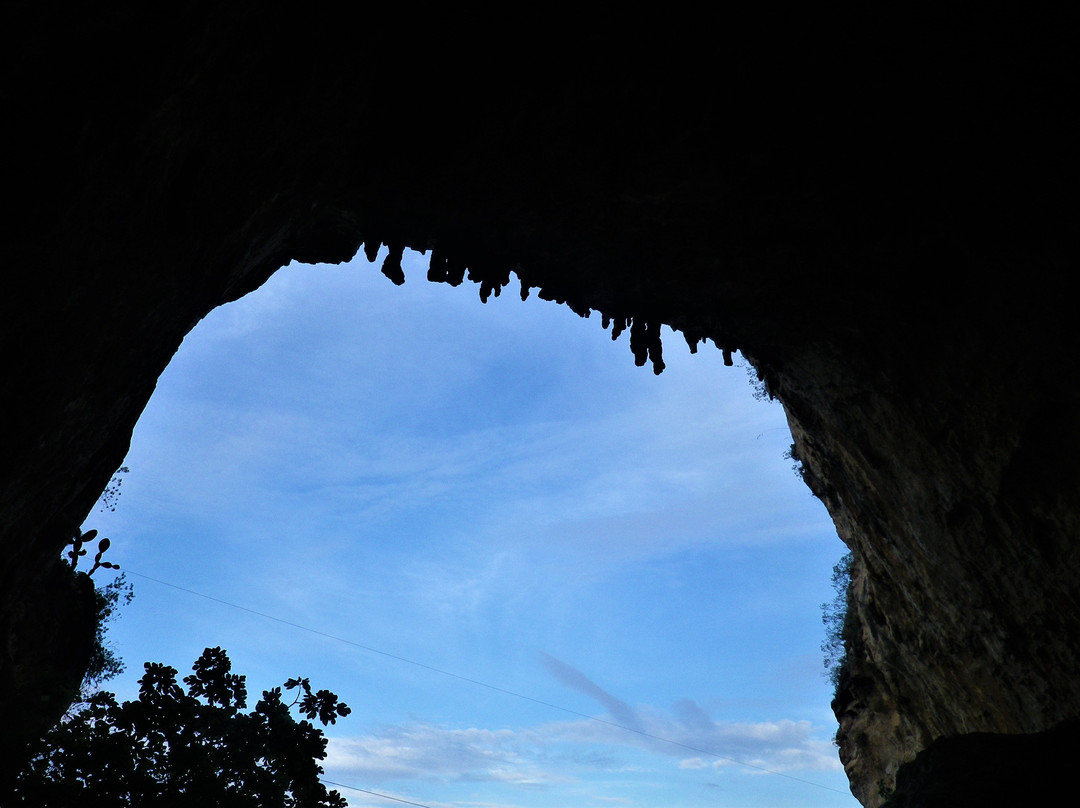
77;572;134;702
821;551;853;690
60;525;132;706
14;647;351;807
65;527;120;576
99;465;130;513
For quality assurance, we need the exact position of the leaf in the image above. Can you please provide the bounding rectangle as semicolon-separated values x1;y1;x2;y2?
285;677;310;694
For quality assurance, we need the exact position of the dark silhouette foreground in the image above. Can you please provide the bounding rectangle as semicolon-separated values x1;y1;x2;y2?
13;647;350;807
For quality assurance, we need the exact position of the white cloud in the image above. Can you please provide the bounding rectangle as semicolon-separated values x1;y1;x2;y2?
323;694;841;795
678;758;709;770
324;724;579;787
534;711;842;774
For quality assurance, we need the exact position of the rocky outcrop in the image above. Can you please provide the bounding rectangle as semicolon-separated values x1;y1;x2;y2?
2;7;1077;802
882;719;1080;807
0;561;97;786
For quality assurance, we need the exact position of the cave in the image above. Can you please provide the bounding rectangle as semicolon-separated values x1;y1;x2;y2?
2;8;1078;805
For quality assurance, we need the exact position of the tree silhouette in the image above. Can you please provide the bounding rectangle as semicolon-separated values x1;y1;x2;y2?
13;647;350;807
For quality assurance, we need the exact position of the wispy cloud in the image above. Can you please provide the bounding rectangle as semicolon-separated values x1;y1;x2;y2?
534;655;840;772
537;653;645;734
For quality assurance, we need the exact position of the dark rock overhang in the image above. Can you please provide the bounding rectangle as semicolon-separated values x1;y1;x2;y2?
2;8;1077;804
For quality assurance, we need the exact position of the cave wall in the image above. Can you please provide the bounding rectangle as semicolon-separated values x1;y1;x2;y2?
775;328;1080;804
2;7;1077;802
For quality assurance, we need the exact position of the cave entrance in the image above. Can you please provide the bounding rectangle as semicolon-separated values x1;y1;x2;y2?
87;248;856;806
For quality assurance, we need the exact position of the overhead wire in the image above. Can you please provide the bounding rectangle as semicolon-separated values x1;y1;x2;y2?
122;567;850;798
319;778;435;808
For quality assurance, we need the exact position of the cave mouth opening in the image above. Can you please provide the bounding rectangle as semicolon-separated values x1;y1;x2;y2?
83;247;855;805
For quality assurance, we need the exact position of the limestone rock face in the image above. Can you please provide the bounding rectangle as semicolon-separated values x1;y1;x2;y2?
779;337;1080;805
2;8;1077;802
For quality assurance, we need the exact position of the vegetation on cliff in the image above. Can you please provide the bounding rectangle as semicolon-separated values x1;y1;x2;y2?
822;550;853;691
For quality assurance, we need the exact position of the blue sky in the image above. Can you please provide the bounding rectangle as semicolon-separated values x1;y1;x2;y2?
85;249;858;807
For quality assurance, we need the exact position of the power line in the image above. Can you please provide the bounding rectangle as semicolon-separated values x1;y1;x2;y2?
320;778;434;808
123;568;850;797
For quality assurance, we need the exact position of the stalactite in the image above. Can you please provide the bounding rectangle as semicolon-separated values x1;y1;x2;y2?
628;318;647;367
426;248;448;283
646;321;665;374
380;244;406;286
445;257;466;287
610;316;629;342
